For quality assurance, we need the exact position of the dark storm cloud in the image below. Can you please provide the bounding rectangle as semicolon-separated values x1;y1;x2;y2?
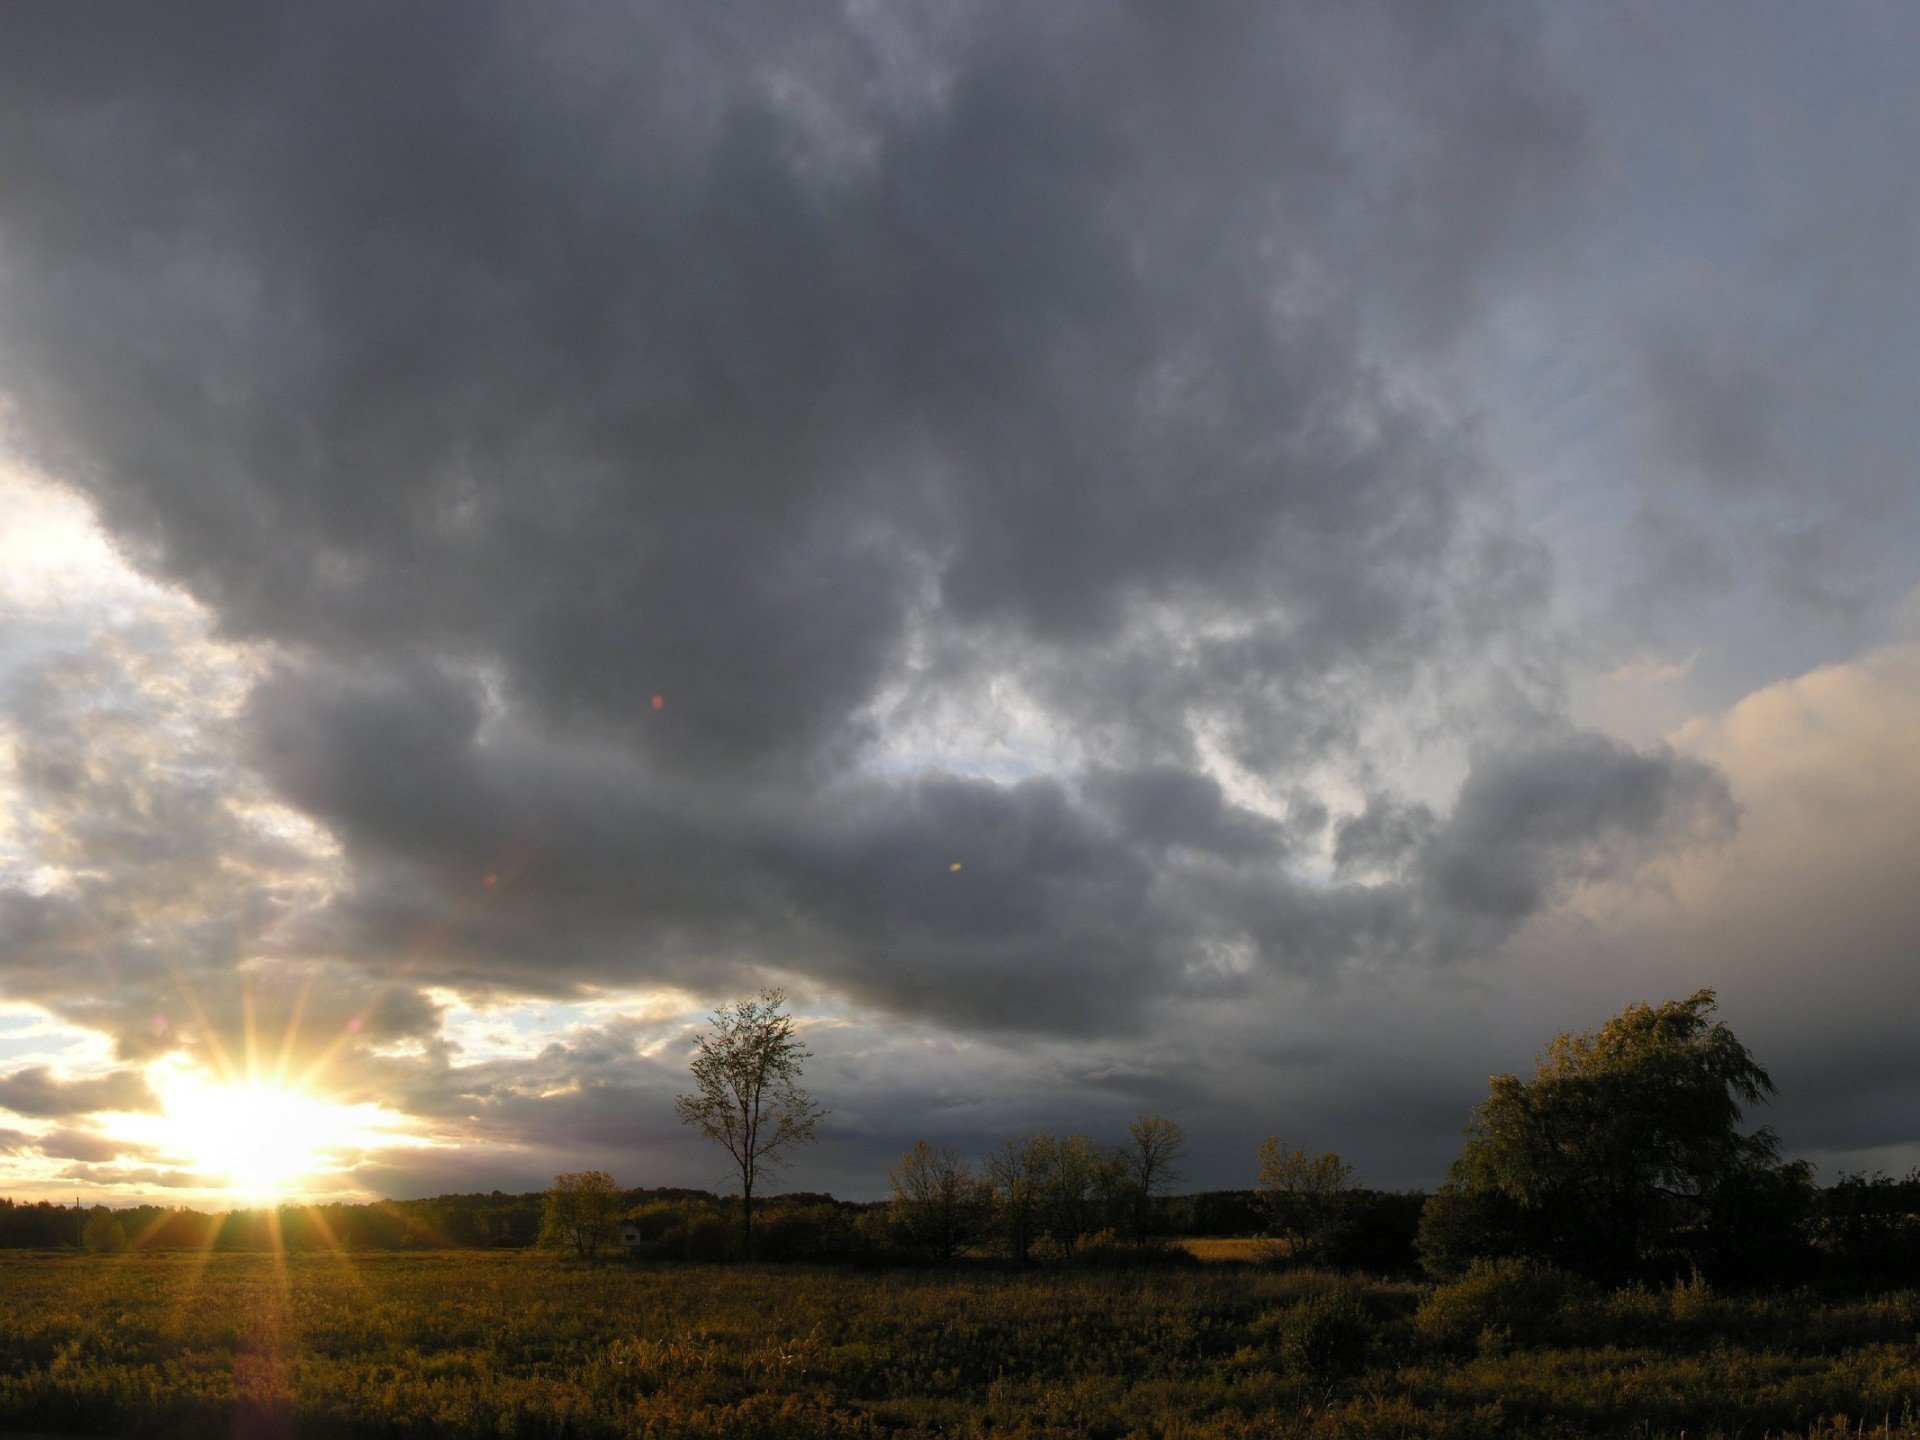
5;0;1763;1087
0;2;1581;777
0;1066;158;1118
244;646;1737;1035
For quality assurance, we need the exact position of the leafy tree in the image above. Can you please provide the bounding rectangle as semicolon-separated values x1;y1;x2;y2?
1256;1139;1355;1263
983;1134;1048;1262
982;1132;1117;1259
674;987;826;1255
1034;1133;1111;1255
1116;1114;1189;1244
539;1171;624;1262
81;1206;127;1255
888;1141;985;1262
1419;989;1811;1281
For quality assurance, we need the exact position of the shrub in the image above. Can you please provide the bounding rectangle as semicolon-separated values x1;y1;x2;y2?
1413;1257;1578;1353
80;1208;126;1256
1272;1294;1375;1386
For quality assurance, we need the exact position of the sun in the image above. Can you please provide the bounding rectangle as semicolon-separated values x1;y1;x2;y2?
146;1064;393;1202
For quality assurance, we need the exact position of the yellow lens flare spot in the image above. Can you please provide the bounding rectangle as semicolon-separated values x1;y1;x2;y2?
142;1064;395;1203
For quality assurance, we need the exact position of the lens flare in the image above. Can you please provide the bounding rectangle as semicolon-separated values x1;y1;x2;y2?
140;1062;396;1202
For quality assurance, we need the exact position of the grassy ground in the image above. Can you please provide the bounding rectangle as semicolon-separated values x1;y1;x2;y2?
1173;1236;1269;1263
4;1251;1920;1438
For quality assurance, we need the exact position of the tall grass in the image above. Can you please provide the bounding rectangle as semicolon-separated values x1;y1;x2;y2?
5;1252;1920;1437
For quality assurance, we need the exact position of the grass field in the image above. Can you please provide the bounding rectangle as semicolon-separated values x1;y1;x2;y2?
6;1251;1920;1438
1173;1236;1269;1263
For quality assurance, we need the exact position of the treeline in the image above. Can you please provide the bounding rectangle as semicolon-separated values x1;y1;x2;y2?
0;1191;543;1252
0;1185;1309;1257
20;991;1920;1289
12;1170;1920;1281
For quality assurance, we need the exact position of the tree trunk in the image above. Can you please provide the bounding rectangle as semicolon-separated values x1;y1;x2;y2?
741;1180;753;1259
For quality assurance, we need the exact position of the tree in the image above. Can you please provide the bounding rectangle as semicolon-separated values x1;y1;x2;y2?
81;1205;127;1255
1117;1114;1189;1244
1418;989;1812;1281
674;987;826;1255
540;1171;624;1263
984;1134;1047;1263
888;1141;985;1262
1257;1139;1355;1263
1033;1133;1109;1255
982;1132;1111;1259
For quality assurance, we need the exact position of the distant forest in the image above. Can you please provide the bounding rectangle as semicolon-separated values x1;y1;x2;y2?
8;1175;1920;1285
0;1186;1279;1256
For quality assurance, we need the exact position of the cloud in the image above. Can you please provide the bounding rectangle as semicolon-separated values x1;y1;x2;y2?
0;1065;158;1118
1421;729;1736;922
21;2;1913;1200
34;1128;140;1164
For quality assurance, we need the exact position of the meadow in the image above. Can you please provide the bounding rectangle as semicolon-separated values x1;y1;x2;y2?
6;1251;1920;1438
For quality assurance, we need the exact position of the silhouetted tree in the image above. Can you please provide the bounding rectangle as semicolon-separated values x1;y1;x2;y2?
674;988;826;1255
539;1171;623;1262
1117;1115;1189;1243
1419;989;1812;1281
1257;1139;1355;1263
984;1135;1048;1262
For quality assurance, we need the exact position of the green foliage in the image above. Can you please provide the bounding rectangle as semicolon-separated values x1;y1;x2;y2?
1432;989;1809;1280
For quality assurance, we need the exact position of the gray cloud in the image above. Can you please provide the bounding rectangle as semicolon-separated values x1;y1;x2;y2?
28;2;1914;1202
0;1066;158;1118
35;1128;142;1164
1420;730;1736;922
0;0;1615;1047
0;2;1583;794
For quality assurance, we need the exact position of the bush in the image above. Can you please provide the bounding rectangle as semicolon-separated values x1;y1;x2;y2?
1261;1293;1375;1386
80;1208;126;1256
1415;1184;1527;1279
1413;1258;1578;1353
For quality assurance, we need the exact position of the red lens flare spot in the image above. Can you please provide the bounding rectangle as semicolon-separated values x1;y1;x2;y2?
346;1016;364;1034
651;694;665;710
482;873;499;888
949;861;963;873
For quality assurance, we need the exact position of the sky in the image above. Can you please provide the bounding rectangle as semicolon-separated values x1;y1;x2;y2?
1;1;1917;1206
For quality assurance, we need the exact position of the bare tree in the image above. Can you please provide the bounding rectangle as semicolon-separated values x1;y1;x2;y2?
674;987;826;1255
540;1170;623;1263
1118;1114;1189;1243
